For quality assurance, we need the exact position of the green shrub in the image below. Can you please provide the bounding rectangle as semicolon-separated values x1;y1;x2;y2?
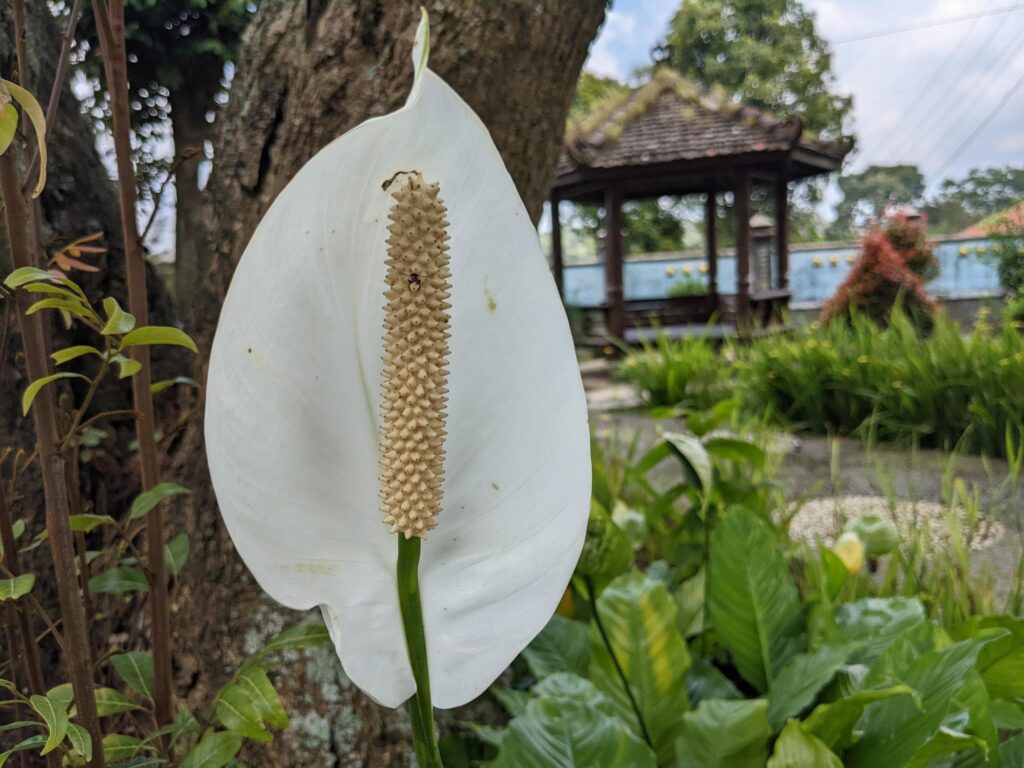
666;276;708;298
741;309;1024;457
614;331;727;410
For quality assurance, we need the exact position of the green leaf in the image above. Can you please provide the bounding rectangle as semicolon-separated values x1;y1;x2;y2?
685;656;742;705
767;645;850;731
94;687;141;717
521;613;589;679
907;726;988;767
52;345;102;366
767;720;842;768
121;325;198;353
704;436;765;470
834;596;926;665
66;722;93;763
27;297;97;321
235;665;288;729
216;683;272;742
4;266;53;289
181;730;242;768
100;297;136;335
101;733;144;763
1002;733;1024;766
531;673;617;717
952;615;1024;699
0;573;34;601
29;693;68;755
802;685;917;751
260;618;331;653
151;376;198;394
164;533;190;577
491;695;656;768
845;640;983;768
493;688;530;717
3;80;46;197
69;514;114;533
111;651;154;703
129;482;190;520
89;566;148;594
576;501;632;587
46;683;73;711
112;354;143;379
22;372;87;415
843;514;899;558
662;432;712;492
0;735;47;767
0;102;17;155
708;507;803;692
589;572;690;764
675;698;770;768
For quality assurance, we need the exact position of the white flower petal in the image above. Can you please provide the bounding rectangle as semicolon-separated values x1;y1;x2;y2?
205;16;589;709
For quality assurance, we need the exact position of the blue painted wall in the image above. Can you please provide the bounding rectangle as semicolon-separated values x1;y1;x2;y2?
561;237;1004;308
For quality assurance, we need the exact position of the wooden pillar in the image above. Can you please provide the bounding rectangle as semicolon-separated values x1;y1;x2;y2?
775;176;789;290
735;170;752;319
550;193;564;299
604;186;626;340
705;192;718;297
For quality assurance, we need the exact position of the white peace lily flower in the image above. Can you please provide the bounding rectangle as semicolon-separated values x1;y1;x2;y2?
205;12;590;710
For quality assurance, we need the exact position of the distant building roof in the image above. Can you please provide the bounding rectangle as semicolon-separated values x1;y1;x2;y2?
960;200;1024;237
555;68;853;199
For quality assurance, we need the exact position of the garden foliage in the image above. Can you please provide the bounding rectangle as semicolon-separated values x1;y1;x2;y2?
450;406;1024;767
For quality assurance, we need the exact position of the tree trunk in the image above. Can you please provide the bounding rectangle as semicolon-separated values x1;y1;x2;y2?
169;90;209;326
168;2;606;765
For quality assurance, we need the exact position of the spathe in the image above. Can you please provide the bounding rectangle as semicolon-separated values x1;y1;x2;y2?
205;13;590;709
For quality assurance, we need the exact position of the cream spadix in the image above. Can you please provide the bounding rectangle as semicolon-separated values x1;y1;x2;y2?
205;13;590;710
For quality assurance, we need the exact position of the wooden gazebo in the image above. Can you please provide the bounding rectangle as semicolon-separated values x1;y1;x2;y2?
550;68;853;340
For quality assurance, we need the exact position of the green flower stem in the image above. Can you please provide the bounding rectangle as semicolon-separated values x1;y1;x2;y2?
397;535;444;767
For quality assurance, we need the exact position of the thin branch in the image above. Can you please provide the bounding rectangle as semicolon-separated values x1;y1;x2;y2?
140;149;201;244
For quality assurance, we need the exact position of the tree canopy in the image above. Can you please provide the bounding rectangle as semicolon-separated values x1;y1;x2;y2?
828;164;925;239
662;0;852;139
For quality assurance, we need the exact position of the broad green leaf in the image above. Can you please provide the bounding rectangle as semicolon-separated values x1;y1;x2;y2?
493;687;530;717
52;345;102;366
26;297;97;321
89;566;148;594
101;733;144;762
3;81;46;196
181;730;242;768
216;682;271;742
767;644;850;731
952;615;1024;699
121;325;198;353
29;693;68;755
945;670;999;768
0;573;34;601
94;687;141;717
4;266;53;289
708;507;803;692
907;726;988;767
165;533;190;576
834;596;926;665
767;720;842;768
675;698;770;768
237;666;288;729
521;614;589;679
112;354;143;379
589;572;690;764
704;436;765;470
100;297;136;335
260;618;331;653
22;372;87;415
576;501;632;587
491;696;656;768
611;502;646;549
991;699;1024;730
111;651;154;702
0;102;16;155
802;685;917;751
845;640;982;768
685;656;742;705
0;735;47;767
46;683;73;711
1003;733;1024;767
129;482;190;520
531;673;617;716
66;722;93;763
662;432;712;492
674;566;704;638
69;514;114;533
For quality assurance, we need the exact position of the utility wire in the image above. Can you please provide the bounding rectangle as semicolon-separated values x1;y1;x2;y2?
931;67;1024;184
833;4;1023;44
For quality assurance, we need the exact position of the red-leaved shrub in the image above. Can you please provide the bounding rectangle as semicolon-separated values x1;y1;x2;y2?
821;214;939;328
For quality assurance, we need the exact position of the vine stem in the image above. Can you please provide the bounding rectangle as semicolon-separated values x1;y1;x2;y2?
584;576;653;748
396;535;444;768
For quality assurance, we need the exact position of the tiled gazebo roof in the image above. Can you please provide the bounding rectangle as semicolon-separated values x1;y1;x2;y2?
556;68;853;189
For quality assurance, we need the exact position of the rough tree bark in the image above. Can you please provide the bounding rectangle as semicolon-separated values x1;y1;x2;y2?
168;2;607;765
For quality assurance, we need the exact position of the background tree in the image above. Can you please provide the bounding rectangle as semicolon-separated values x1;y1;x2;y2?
662;0;852;139
828;164;925;240
924;165;1024;233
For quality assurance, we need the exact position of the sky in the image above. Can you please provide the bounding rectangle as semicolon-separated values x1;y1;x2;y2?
584;0;1024;192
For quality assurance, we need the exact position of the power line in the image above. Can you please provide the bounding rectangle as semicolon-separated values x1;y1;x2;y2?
931;67;1024;183
833;4;1023;44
